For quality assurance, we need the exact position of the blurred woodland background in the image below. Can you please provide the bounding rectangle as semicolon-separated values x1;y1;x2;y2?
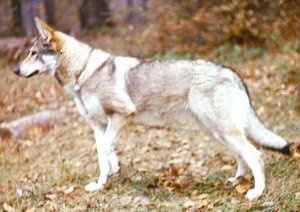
0;0;299;52
0;0;300;211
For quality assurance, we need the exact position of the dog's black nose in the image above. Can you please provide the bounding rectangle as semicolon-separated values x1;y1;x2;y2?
14;67;20;75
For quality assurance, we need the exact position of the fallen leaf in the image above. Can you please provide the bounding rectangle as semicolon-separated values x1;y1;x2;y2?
23;140;34;147
170;166;179;177
261;201;274;207
182;143;191;150
75;204;88;210
3;203;15;212
197;199;209;208
137;167;148;172
139;196;150;206
64;186;75;194
119;196;132;205
183;200;197;209
235;182;252;194
16;188;23;197
37;201;45;207
133;158;141;163
198;193;209;200
28;127;44;137
25;207;35;212
133;196;150;206
177;175;193;188
221;165;233;171
170;158;184;164
190;193;209;209
45;193;57;201
296;192;300;200
290;142;300;158
56;186;67;192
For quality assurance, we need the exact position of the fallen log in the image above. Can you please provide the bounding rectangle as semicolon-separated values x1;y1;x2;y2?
0;109;66;139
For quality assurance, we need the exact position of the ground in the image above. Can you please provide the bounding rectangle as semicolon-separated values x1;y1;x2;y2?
0;37;299;211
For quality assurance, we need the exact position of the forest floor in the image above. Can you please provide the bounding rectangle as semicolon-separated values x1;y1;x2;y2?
0;34;299;211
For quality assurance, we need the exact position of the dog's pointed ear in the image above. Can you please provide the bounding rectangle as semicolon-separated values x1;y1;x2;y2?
35;17;55;41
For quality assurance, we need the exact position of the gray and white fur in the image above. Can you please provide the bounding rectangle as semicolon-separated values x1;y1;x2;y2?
15;18;290;200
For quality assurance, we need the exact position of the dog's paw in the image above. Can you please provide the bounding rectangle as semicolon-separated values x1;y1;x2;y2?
109;152;120;175
111;164;120;175
226;177;235;183
245;188;263;200
224;178;236;190
85;181;104;192
224;176;245;190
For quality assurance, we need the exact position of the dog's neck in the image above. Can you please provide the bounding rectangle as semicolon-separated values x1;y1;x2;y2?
53;32;112;106
53;32;94;87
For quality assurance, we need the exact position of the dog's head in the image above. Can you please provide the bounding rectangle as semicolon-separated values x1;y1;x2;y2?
15;17;63;78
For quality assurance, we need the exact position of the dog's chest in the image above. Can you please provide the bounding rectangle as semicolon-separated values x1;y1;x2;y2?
69;87;105;121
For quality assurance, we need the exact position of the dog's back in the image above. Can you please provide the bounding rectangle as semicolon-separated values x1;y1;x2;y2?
126;60;243;123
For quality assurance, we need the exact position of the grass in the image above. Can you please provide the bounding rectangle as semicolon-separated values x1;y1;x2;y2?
0;39;299;211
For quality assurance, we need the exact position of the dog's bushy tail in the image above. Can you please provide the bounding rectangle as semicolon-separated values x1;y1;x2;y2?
246;107;290;155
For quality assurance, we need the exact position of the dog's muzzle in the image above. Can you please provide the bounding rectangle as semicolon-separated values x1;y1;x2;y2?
13;67;39;78
25;70;39;78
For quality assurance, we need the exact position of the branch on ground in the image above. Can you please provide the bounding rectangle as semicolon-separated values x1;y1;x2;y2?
0;109;66;139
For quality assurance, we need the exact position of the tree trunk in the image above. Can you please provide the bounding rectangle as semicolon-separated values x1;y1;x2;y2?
79;0;111;29
11;0;23;35
21;0;39;37
125;0;147;24
92;0;110;23
79;0;89;29
125;0;134;22
44;0;56;26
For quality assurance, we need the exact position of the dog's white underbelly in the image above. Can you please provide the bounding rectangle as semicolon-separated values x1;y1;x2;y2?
132;109;200;130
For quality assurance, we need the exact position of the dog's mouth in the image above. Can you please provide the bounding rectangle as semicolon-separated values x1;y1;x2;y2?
25;70;39;78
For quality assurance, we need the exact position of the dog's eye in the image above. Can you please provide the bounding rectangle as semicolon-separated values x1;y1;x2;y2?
31;51;37;56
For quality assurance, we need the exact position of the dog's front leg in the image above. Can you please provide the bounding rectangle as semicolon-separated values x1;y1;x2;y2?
85;114;130;192
85;123;107;192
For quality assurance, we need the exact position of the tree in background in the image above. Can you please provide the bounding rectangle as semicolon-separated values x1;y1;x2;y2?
11;0;23;36
124;0;147;25
8;0;56;36
21;0;39;36
44;0;56;26
3;0;147;36
79;0;111;29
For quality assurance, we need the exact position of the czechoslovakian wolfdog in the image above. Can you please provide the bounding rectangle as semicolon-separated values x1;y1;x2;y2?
15;18;290;200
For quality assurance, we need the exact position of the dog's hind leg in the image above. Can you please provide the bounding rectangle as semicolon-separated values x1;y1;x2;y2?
226;154;247;185
220;130;265;200
189;84;265;199
85;114;130;192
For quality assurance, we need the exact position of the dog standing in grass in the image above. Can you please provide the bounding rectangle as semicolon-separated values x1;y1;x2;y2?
15;18;290;200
